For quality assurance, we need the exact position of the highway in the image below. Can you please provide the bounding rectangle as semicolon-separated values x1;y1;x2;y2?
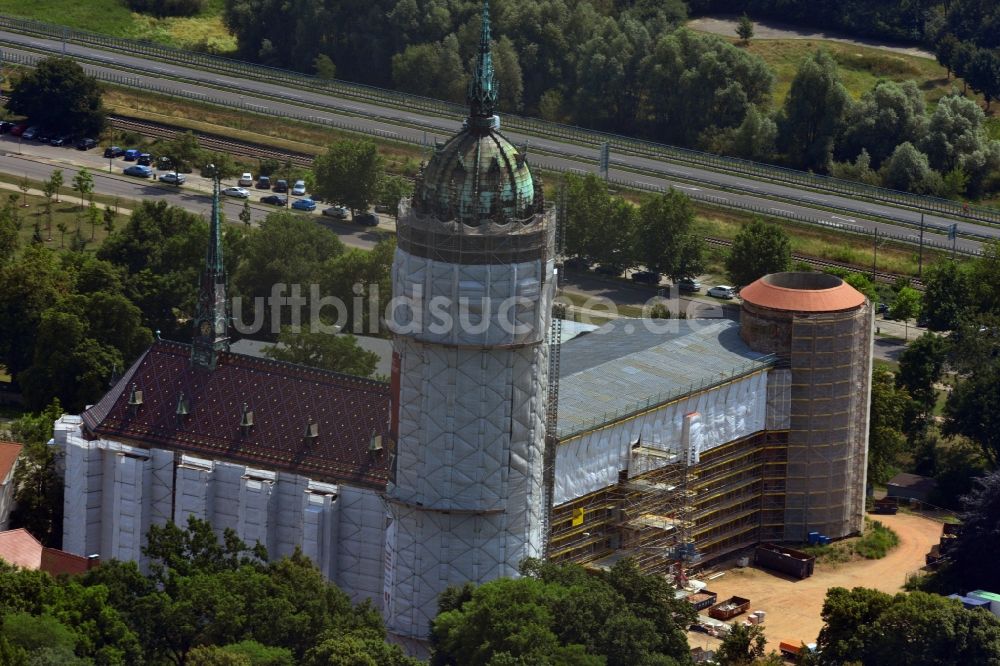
0;30;989;255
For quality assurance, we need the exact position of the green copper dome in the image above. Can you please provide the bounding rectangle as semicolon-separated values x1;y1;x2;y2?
411;0;539;227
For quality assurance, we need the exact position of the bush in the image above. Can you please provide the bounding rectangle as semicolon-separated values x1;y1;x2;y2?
852;520;900;559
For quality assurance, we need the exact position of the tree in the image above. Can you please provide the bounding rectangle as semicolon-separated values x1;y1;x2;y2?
635;189;704;280
919;94;1000;196
158;131;202;183
880;142;939;194
716;104;777;162
778;50;850;171
313;140;385;215
262;328;379;377
87;201;101;240
936;33;959;79
890;285;922;337
239;200;252;227
71;168;94;211
868;367;911;484
967;47;1000;111
103;205;116;235
921;261;969;331
8;400;65;547
0;198;19;265
715;622;768;665
391;36;466;104
821;587;1000;665
18;174;29;209
944;359;1000;466
725;219;791;287
50;169;63;204
7;57;106;137
0;246;69;379
946;470;1000;592
376;174;411;220
837;80;927;168
736;14;754;44
896;333;947;419
313;53;336;80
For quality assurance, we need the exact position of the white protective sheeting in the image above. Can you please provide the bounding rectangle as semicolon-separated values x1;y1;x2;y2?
554;372;768;505
54;424;382;608
765;369;791;431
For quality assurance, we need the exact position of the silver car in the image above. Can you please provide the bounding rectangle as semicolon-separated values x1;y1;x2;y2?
707;285;736;299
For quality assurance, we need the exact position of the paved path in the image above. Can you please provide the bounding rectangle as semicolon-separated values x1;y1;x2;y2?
688;15;935;60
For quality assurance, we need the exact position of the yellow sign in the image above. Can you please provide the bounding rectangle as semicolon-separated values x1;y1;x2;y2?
572;507;585;527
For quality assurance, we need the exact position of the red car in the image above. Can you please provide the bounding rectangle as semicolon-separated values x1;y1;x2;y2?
9;122;29;137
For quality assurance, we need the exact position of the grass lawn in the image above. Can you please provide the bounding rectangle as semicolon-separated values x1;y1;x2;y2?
732;37;997;115
2;185;127;254
0;0;235;52
803;518;900;564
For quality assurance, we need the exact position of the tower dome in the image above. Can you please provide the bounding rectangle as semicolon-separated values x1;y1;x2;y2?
411;0;539;226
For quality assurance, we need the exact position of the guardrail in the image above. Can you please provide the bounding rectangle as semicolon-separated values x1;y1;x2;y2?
0;48;981;259
1;12;998;226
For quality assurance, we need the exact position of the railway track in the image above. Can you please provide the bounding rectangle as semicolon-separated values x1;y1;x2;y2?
101;118;923;290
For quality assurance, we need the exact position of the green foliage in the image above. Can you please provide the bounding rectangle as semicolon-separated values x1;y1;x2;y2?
818;587;1000;665
715;622;767;665
561;173;637;270
944;360;1000;467
156;131;202;179
635;189;703;281
837;80;926;169
262;328;379;377
312;139;385;214
2;612;83;664
843;272;877;302
920;261;969;331
880;142;939;194
889;285;921;322
896;333;947;418
852;520;900;559
392;36;466;104
376;175;412;219
867;367;911;485
943;470;1000;592
431;558;695;666
736;14;754;43
725;218;791;287
919;95;1000;197
126;0;205;17
8;401;65;547
778;50;850;171
8;57;106;137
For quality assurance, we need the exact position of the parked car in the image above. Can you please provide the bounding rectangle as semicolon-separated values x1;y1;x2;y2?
0;121;13;134
123;165;153;178
677;277;701;293
76;137;97;150
292;198;316;211
374;203;391;213
260;194;287;206
707;285;737;299
631;271;661;285
21;126;39;140
354;212;379;227
157;156;173;170
222;187;250;198
238;172;254;187
273;179;288;193
255;175;271;189
50;135;69;147
159;172;186;185
137;153;152;166
291;180;306;196
563;256;591;271
322;205;349;219
104;146;125;158
595;264;624;277
877;302;890;316
9;122;30;137
35;129;52;143
123;149;141;161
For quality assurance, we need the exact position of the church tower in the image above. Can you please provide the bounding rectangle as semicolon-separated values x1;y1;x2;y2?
383;0;555;640
191;168;230;370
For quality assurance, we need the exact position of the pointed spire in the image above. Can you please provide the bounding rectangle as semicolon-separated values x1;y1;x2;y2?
466;0;498;129
192;166;230;371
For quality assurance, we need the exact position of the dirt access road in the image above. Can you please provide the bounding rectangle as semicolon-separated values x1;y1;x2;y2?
688;15;934;60
688;512;943;654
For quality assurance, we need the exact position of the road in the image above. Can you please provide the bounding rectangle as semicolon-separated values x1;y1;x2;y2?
0;31;988;255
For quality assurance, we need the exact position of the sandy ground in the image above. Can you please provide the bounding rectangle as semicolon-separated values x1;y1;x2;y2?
688;16;935;60
686;512;944;654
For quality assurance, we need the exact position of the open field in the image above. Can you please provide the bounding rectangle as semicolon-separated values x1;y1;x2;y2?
690;512;943;654
0;0;235;52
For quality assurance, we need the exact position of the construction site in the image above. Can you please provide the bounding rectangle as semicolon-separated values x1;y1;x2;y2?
545;272;874;586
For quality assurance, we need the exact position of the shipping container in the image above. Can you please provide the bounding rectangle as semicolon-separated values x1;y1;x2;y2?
708;596;750;620
755;543;816;579
686;590;718;612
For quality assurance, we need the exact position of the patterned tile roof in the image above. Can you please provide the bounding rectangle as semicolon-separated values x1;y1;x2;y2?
82;340;391;490
0;441;22;482
0;529;90;575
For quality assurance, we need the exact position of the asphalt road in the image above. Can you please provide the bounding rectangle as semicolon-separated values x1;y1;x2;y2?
0;31;988;255
0;145;386;250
